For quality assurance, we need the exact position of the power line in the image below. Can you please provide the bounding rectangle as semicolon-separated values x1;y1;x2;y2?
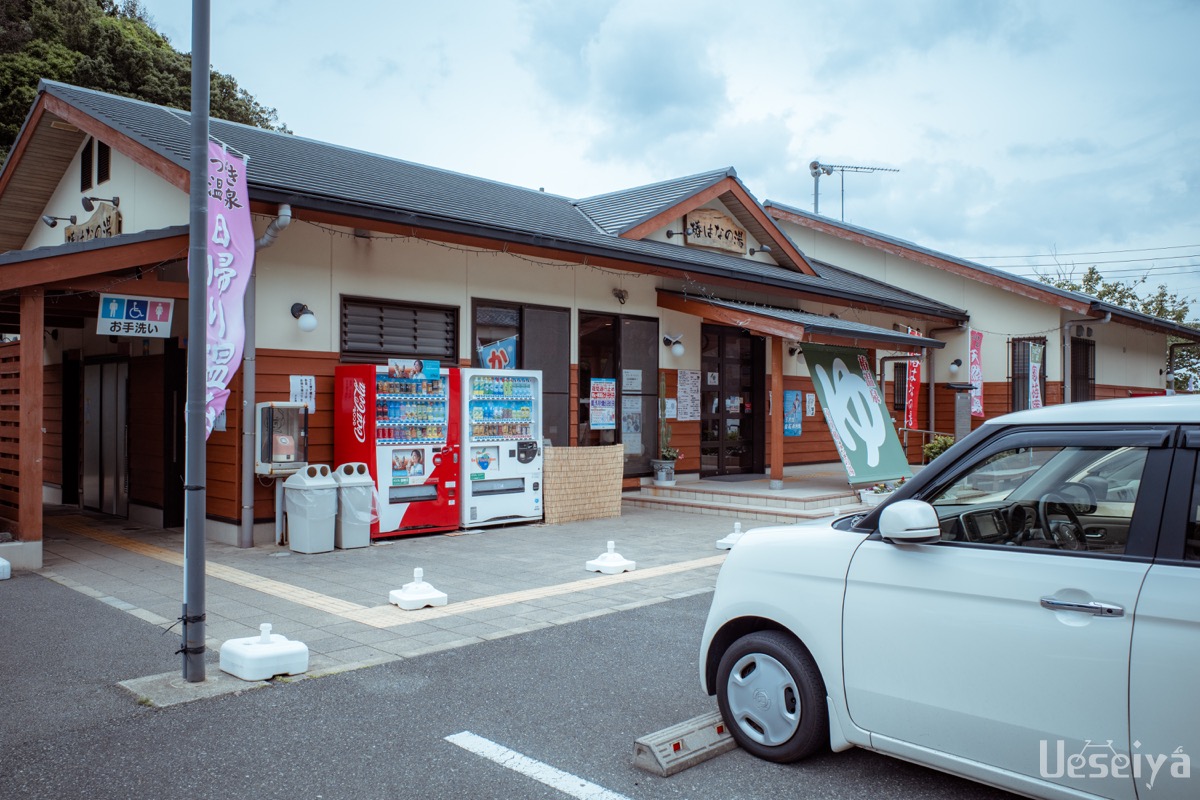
978;253;1200;269
969;243;1200;259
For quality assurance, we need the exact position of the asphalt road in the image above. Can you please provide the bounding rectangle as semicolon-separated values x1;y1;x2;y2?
1;572;1016;799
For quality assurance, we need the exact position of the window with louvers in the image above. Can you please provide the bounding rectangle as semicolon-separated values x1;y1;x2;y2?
80;138;93;192
340;297;457;364
97;141;111;184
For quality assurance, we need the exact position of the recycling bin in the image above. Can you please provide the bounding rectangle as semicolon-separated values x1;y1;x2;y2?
332;462;374;549
283;464;337;553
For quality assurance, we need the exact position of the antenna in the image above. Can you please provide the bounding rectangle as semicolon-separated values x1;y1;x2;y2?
809;161;900;220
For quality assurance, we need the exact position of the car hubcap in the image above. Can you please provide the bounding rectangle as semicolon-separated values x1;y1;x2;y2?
726;652;800;746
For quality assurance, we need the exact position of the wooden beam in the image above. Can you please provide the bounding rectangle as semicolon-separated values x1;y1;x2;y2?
18;287;43;542
657;291;802;340
44;270;191;298
620;177;738;240
770;336;783;483
43;95;190;192
0;234;189;292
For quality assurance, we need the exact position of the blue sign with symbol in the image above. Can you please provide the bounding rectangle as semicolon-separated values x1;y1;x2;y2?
96;293;176;339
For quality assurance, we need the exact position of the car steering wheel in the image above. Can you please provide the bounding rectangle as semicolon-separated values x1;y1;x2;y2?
1037;492;1086;550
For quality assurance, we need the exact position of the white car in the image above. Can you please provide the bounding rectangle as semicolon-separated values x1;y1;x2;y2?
700;396;1198;800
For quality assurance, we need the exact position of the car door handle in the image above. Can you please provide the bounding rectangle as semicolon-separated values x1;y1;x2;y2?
1039;597;1125;617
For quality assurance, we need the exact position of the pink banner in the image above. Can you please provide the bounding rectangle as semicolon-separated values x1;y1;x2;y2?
1029;343;1044;409
904;327;922;430
192;142;254;438
969;329;984;417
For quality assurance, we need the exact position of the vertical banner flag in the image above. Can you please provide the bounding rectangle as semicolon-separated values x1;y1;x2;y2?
194;142;254;438
478;335;518;370
802;344;912;485
969;329;985;418
1029;343;1044;409
904;327;922;430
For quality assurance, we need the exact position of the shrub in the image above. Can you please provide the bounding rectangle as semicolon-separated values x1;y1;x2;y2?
923;435;956;463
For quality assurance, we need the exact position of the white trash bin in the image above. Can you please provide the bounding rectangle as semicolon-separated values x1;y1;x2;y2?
283;464;337;553
333;462;374;550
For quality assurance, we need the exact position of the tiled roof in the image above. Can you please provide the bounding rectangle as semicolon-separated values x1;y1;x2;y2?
33;82;966;322
573;168;734;235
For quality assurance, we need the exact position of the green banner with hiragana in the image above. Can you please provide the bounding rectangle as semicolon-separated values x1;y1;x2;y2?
802;344;912;485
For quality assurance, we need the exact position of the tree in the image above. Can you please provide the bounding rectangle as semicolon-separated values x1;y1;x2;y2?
0;0;288;163
1040;265;1199;391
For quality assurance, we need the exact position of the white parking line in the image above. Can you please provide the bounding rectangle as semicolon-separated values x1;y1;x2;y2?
445;731;632;800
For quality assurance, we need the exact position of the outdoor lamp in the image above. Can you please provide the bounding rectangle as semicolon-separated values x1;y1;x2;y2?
81;195;119;212
291;303;317;333
949;358;962;374
663;334;685;358
41;214;77;227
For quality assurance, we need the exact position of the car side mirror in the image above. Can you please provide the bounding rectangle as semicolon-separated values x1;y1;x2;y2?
879;500;942;544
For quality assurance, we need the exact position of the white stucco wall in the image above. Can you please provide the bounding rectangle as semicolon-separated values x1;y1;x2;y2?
778;218;1169;390
24;140;185;250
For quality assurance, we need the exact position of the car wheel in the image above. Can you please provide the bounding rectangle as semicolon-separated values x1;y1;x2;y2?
716;631;828;763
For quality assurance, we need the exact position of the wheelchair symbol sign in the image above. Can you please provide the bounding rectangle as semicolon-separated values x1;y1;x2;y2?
126;300;148;320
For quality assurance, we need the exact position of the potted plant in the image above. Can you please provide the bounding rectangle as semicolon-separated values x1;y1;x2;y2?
859;476;906;507
651;371;681;486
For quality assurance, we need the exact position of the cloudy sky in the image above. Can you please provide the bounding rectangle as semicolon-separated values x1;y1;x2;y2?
138;0;1200;311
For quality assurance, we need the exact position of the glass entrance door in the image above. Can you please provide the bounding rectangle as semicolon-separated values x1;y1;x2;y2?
699;325;763;476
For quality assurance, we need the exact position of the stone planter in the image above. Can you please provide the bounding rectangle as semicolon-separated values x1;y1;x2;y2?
651;458;677;487
859;489;893;507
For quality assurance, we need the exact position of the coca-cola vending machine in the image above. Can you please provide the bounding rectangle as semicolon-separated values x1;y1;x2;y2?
334;360;460;538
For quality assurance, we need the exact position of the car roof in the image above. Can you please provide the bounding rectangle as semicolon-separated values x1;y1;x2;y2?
988;395;1200;427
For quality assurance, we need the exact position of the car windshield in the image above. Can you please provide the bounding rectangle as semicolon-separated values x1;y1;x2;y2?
928;445;1147;510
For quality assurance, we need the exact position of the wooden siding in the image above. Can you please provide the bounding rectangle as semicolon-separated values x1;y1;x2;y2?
206;349;341;524
0;342;18;525
43;363;63;487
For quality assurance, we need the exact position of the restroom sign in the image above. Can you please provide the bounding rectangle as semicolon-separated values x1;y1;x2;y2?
96;293;175;338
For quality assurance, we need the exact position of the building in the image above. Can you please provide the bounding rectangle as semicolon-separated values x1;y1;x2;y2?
0;81;1192;569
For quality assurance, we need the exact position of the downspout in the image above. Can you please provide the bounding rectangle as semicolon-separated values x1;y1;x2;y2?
1061;312;1110;403
240;204;292;548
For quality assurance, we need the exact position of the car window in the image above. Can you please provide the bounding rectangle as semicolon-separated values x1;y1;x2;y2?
924;444;1149;553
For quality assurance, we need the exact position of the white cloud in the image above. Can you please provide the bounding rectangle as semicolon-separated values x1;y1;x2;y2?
135;0;1200;305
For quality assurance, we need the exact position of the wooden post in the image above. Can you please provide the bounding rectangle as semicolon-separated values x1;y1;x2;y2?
770;336;783;486
18;286;44;541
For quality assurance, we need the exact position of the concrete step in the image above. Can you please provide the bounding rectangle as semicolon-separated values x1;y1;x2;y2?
623;486;869;525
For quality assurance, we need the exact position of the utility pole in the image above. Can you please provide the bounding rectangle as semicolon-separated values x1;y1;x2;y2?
182;0;210;682
809;161;900;220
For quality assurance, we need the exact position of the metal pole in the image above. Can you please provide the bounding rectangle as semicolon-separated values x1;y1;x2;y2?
182;0;211;682
813;173;819;215
239;269;255;548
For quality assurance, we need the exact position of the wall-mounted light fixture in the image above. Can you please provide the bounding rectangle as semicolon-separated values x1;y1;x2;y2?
41;214;77;228
749;244;772;256
611;287;628;305
81;195;119;212
949;358;962;374
664;230;686;239
291;302;317;333
788;344;801;357
662;334;685;358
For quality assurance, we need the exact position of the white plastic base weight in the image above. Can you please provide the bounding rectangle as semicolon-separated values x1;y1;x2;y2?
220;623;309;681
389;567;448;610
585;541;635;574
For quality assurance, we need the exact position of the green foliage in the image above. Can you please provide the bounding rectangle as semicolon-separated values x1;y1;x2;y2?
1039;265;1199;387
0;0;288;162
923;435;955;463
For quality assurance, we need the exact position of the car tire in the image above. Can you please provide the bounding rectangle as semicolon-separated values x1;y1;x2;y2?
716;631;828;763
